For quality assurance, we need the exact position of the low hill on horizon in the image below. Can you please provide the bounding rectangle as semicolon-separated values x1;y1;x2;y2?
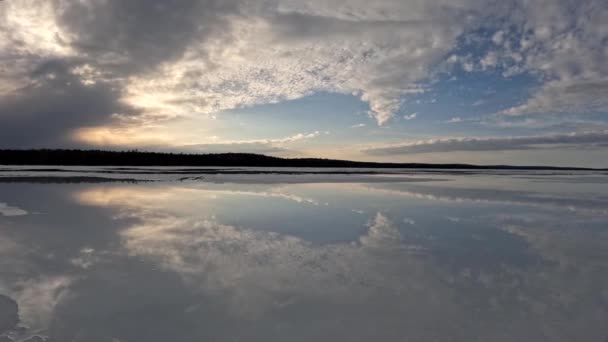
0;149;605;171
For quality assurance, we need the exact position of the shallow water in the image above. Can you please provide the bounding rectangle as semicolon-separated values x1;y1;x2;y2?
1;169;607;341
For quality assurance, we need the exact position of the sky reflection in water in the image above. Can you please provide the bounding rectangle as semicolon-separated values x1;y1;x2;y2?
1;174;607;342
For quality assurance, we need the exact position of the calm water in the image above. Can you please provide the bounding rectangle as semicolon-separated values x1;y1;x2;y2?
1;169;608;341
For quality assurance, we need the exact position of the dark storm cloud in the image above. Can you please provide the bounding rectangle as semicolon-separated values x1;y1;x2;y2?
0;60;139;148
365;131;608;155
0;0;242;148
53;0;239;74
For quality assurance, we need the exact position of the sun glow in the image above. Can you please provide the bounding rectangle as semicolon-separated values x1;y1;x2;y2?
72;127;172;147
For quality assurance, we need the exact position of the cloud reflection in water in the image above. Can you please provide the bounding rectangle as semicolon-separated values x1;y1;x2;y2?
0;176;607;341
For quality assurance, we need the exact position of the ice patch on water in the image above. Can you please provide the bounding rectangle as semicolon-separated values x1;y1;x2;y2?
0;203;27;217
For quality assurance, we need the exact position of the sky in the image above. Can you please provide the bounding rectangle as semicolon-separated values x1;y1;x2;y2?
0;0;607;167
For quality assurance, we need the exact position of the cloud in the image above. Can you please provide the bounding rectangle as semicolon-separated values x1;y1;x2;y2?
364;130;608;155
403;217;416;225
491;30;505;45
501;80;608;116
488;1;608;116
52;0;239;75
0;0;480;131
141;131;325;155
446;117;463;123
231;131;325;145
173;143;288;155
0;0;607;148
403;113;417;120
0;59;139;148
480;51;498;70
351;123;366;128
124;8;456;125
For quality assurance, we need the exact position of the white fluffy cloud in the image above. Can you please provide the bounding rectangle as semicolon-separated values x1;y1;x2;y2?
495;1;608;115
124;6;463;125
403;113;418;120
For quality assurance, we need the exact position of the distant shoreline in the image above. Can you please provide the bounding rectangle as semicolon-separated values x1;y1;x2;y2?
0;149;606;171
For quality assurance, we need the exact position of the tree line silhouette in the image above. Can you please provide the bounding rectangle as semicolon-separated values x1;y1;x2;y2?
0;149;602;170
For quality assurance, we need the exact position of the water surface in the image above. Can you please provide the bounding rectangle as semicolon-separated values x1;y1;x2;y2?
1;168;607;341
